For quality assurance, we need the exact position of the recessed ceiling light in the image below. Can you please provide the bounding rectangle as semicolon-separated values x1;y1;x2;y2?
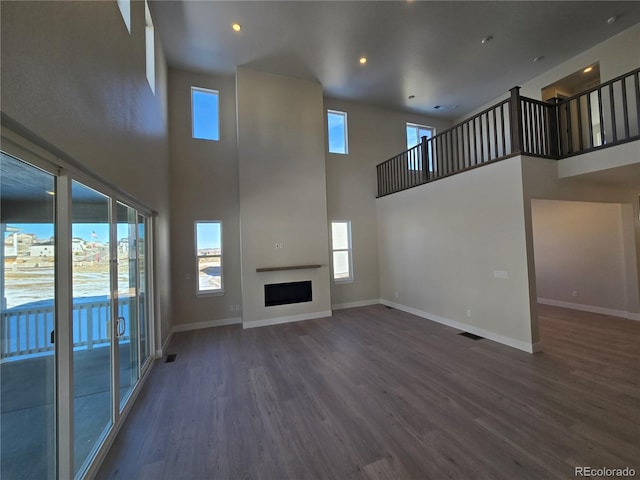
533;55;545;63
232;23;241;32
481;35;493;44
607;16;617;25
583;66;593;73
359;56;367;65
408;95;415;100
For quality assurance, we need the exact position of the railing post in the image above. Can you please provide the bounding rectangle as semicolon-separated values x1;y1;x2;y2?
547;98;560;158
420;135;429;181
509;86;524;154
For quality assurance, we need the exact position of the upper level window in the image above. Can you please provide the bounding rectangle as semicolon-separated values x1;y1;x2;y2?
406;122;435;171
116;0;131;33
192;87;220;141
145;0;155;93
331;221;353;282
327;110;348;154
195;221;223;294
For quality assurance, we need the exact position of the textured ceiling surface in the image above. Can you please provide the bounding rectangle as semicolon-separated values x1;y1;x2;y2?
150;1;640;119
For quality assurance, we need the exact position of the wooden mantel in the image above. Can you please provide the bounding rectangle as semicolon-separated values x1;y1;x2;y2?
256;264;322;273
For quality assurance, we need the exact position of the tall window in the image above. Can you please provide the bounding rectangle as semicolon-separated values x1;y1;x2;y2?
327;110;348;154
116;0;131;33
192;87;220;141
145;0;155;93
331;221;353;282
406;122;435;171
195;221;223;293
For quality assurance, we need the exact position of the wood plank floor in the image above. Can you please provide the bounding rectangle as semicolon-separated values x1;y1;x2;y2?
96;304;640;480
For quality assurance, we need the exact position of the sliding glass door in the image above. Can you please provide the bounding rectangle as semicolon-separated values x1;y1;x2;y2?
0;139;154;479
71;180;113;476
116;202;139;410
1;152;57;480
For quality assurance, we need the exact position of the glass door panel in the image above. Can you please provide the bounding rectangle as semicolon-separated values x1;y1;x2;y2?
71;180;112;476
138;214;149;367
116;203;139;409
0;153;57;480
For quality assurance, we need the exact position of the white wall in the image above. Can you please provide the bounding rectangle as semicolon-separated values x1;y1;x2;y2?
236;68;332;326
168;70;242;328
456;23;640;122
324;97;450;308
531;200;629;311
0;1;173;346
377;156;536;352
521;154;640;319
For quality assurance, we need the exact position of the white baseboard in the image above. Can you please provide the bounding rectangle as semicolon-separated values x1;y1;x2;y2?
243;310;332;329
172;317;242;333
332;299;380;310
538;298;640;321
380;299;536;354
532;342;542;353
155;331;173;359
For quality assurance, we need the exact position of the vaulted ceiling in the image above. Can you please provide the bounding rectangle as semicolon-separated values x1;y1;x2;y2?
150;1;640;120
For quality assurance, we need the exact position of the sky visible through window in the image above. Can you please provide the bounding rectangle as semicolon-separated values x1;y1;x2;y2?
406;124;433;150
192;88;219;141
196;222;221;251
328;111;347;154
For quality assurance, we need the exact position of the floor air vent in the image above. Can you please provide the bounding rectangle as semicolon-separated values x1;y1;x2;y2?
459;332;483;340
165;353;177;363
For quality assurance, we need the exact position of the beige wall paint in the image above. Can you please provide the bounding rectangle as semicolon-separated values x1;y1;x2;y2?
531;200;628;311
521;154;640;317
168;70;242;326
1;1;173;346
457;23;640;122
377;157;536;352
324;98;451;307
236;68;331;325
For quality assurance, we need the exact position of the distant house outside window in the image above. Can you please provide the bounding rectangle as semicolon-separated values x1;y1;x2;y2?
327;110;348;154
406;122;435;171
192;87;220;141
195;221;223;294
331;221;353;282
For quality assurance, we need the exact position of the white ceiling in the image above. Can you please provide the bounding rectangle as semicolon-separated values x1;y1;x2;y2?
150;1;640;120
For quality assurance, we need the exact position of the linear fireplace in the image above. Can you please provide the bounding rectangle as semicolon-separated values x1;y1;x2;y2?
264;281;312;307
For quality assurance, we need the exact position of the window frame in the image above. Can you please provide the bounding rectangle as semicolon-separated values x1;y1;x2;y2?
194;220;224;296
191;87;220;141
144;0;155;93
330;220;353;283
406;122;435;171
327;109;349;155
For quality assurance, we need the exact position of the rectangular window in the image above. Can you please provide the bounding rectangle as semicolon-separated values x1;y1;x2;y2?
327;110;348;154
406;122;435;171
192;87;220;141
331;221;353;282
195;221;223;293
145;0;155;93
117;0;131;33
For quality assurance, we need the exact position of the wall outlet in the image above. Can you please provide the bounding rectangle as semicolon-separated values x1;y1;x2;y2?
494;270;509;279
394;291;399;298
466;309;472;318
275;242;284;249
572;290;578;297
235;304;240;312
229;305;234;312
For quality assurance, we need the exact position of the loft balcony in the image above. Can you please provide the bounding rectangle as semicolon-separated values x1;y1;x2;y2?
377;68;640;197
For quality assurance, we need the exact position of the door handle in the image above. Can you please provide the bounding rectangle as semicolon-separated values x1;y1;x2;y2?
117;316;126;337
